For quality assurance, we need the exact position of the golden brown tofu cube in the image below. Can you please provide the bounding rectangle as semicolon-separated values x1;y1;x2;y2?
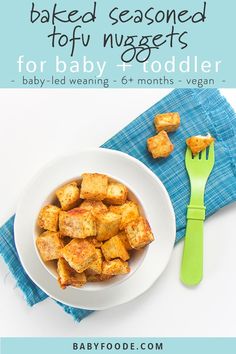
86;249;103;275
56;182;80;211
95;212;121;241
59;210;96;238
86;273;113;282
125;216;155;249
147;131;174;159
117;231;132;251
109;201;140;230
104;182;128;205
36;231;63;262
57;258;87;289
102;259;130;276
154;112;180;133
186;135;214;155
101;235;130;261
79;200;108;216
37;205;60;232
86;237;103;248
61;239;97;273
80;173;108;201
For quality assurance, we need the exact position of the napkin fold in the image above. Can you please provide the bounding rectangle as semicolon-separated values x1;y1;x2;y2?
1;89;236;322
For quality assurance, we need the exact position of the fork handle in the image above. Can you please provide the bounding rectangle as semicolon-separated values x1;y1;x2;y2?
180;205;206;286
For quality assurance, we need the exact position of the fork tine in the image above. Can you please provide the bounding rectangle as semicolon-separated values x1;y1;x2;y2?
185;147;193;160
201;148;207;160
208;142;215;161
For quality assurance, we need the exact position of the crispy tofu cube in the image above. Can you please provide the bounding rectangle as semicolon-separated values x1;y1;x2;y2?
117;231;132;251
109;201;139;230
79;200;108;216
86;249;103;275
36;231;63;262
86;273;113;282
37;205;60;232
57;258;86;289
102;259;130;276
104;182;128;205
125;216;155;249
61;239;97;273
147;131;174;159
95;212;121;241
86;237;103;248
80;173;108;201
59;210;96;238
154;112;180;132
101;235;130;261
56;182;80;211
186;134;214;155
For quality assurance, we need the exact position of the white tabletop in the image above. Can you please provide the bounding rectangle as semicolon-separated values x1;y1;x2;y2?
0;88;235;337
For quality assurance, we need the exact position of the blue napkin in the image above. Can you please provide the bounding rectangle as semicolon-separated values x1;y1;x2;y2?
1;89;236;322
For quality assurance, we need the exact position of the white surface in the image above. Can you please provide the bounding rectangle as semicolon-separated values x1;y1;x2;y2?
0;89;236;336
15;148;175;309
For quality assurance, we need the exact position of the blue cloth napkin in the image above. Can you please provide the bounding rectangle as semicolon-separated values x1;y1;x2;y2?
1;89;236;322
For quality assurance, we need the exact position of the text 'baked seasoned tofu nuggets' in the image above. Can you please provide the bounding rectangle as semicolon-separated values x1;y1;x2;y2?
36;172;155;289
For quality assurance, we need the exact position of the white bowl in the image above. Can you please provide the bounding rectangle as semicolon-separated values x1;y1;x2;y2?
34;174;149;291
14;148;176;310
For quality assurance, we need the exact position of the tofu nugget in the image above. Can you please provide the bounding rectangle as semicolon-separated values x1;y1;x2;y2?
104;182;128;205
147;131;174;159
80;173;108;200
102;259;130;276
79;200;108;216
37;205;60;232
95;212;121;241
186;134;214;155
59;209;96;238
154;112;180;133
117;231;132;251
56;182;80;211
101;235;130;261
61;239;97;273
86;236;103;248
36;231;63;262
109;201;139;230
125;216;155;249
57;258;86;289
86;249;103;275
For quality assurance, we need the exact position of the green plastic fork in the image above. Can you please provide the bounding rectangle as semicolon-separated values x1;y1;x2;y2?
180;142;215;286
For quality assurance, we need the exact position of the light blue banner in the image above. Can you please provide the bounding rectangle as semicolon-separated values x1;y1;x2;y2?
2;337;236;354
0;0;235;88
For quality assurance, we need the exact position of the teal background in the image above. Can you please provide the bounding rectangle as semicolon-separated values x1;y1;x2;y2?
2;338;236;354
0;0;235;88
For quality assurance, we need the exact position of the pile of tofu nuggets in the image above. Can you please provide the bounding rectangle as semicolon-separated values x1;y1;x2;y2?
36;173;155;289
